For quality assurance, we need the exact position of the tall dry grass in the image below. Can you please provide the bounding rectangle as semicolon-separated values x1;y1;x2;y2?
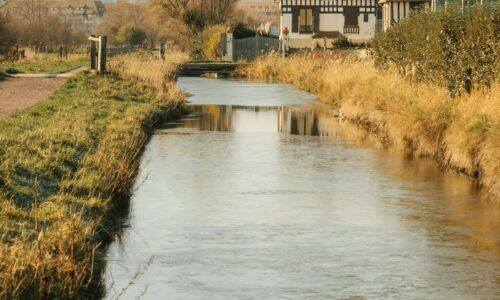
0;51;187;298
110;50;188;95
240;52;500;201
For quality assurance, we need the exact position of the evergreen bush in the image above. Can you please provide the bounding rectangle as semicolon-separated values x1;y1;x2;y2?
373;4;499;95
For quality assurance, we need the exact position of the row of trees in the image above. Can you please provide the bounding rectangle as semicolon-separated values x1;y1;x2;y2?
1;0;255;60
0;0;88;58
0;15;15;57
98;0;240;56
9;16;87;51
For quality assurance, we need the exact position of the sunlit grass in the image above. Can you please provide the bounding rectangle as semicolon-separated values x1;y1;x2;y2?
0;53;88;74
0;51;186;298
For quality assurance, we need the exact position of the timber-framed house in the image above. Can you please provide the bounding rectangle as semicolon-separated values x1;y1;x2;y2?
277;0;432;47
278;0;381;47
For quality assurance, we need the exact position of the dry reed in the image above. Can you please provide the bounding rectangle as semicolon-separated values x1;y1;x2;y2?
240;52;500;201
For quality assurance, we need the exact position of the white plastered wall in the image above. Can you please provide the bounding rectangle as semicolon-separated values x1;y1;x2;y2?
283;11;376;47
345;13;376;41
319;14;344;32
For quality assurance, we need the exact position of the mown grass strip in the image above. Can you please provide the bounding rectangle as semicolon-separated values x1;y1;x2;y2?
0;57;87;74
0;70;185;299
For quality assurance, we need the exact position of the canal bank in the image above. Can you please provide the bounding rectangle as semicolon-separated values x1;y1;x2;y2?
0;53;187;298
105;77;500;299
238;54;500;202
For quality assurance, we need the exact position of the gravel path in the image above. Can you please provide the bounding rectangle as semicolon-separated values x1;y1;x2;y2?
0;67;87;120
0;77;65;120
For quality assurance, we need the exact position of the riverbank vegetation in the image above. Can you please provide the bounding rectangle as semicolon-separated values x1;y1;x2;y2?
373;5;499;96
0;52;186;298
240;52;499;201
240;5;499;201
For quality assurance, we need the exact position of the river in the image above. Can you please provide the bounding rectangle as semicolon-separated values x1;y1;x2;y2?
105;77;500;299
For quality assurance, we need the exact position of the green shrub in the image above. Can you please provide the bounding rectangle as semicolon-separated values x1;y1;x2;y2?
192;24;226;60
373;4;499;95
116;24;147;47
332;36;351;48
233;23;256;40
0;15;16;59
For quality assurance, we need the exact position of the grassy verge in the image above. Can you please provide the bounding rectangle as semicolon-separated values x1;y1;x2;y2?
0;52;186;298
0;55;87;74
239;53;500;201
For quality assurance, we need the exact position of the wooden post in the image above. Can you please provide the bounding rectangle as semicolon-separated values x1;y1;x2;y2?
98;36;107;75
160;42;166;62
90;35;97;71
256;34;260;57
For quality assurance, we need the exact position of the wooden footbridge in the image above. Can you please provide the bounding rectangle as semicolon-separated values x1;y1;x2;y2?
178;62;244;77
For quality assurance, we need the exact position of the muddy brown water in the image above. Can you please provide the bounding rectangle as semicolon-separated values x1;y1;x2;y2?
105;77;500;299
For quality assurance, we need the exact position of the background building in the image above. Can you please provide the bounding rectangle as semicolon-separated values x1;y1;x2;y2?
3;0;105;34
278;0;380;48
236;0;280;23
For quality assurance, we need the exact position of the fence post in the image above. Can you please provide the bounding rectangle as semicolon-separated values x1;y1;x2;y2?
160;42;166;62
90;35;97;71
226;33;234;62
98;36;107;75
255;34;260;59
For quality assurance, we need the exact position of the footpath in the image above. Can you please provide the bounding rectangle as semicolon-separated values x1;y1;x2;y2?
0;67;87;120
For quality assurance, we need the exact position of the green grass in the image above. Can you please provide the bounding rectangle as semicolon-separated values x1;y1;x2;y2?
0;57;88;74
0;71;185;299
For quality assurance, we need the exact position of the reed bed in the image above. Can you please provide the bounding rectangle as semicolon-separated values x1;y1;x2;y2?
110;51;189;95
239;53;500;201
0;52;186;298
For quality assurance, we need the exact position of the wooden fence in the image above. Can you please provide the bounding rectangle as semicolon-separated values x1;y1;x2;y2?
233;36;280;61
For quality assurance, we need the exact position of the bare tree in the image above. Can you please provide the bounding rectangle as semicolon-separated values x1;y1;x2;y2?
156;0;190;17
154;0;237;32
13;0;48;23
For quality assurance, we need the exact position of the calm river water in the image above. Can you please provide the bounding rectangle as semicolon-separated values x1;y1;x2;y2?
105;77;500;299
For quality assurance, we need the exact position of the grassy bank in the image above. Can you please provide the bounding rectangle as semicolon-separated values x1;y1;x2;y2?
0;52;186;298
239;53;499;201
0;54;87;74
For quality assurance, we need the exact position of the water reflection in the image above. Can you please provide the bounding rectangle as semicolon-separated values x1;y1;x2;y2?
106;86;500;299
170;105;379;145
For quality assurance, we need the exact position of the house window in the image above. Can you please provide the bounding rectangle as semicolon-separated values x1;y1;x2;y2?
343;7;359;26
343;6;360;34
364;13;369;22
299;8;313;32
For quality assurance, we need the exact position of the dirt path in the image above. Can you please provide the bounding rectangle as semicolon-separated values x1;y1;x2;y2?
0;77;65;120
0;67;87;120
